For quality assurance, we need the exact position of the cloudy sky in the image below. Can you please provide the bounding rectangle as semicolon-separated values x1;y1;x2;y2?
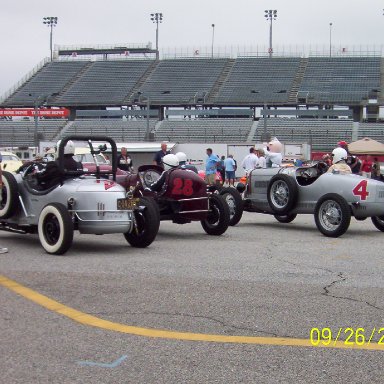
1;0;383;96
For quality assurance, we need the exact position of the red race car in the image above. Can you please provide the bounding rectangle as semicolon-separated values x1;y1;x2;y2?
84;160;243;231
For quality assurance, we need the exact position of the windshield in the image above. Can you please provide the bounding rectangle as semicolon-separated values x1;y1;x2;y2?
2;155;20;161
73;153;108;164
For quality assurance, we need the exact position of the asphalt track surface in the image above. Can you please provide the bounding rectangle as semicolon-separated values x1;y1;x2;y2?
1;212;384;383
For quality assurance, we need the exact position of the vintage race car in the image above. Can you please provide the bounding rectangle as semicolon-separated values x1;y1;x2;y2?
124;164;232;235
85;162;243;231
0;136;160;255
238;162;384;237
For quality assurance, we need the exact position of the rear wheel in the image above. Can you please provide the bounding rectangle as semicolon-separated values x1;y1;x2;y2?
371;216;384;232
201;194;230;236
219;187;244;226
38;203;73;255
314;194;351;237
124;197;160;248
274;213;297;223
0;171;20;219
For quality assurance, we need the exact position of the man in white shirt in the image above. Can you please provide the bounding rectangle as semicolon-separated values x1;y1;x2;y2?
241;147;258;173
256;149;267;168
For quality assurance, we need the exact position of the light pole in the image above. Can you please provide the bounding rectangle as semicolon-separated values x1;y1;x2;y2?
264;10;277;58
211;24;215;58
329;22;333;57
150;13;163;60
137;92;152;141
31;93;58;151
43;17;58;61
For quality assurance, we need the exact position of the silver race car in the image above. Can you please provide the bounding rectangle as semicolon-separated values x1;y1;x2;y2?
238;162;384;237
0;136;160;255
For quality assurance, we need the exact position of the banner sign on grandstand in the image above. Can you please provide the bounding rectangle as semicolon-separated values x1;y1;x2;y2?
0;108;70;117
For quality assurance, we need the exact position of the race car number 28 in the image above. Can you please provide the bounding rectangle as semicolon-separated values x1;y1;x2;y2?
352;180;369;200
172;178;193;196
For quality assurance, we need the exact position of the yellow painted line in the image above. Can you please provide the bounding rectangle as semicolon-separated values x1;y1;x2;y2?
1;274;383;351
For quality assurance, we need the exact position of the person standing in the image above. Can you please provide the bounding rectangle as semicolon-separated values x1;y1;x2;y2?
360;156;372;178
256;149;267;168
241;147;258;173
338;141;361;174
153;142;170;168
371;157;381;180
0;154;8;254
117;147;133;172
205;148;220;185
224;154;236;186
218;155;226;185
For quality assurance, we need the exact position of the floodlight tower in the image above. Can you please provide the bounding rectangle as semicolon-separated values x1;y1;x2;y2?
264;10;277;58
211;24;215;58
150;12;163;60
43;17;58;61
329;22;333;57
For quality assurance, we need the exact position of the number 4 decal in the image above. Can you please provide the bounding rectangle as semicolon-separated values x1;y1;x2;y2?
352;179;369;200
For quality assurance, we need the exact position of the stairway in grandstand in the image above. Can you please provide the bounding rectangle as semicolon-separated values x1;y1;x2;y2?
123;60;160;104
1;61;91;108
287;58;309;103
379;58;384;104
205;58;236;103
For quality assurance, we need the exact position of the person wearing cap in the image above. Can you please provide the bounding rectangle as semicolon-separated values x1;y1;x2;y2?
337;141;361;174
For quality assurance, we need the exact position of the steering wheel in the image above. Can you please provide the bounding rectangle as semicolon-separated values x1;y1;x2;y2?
22;162;46;178
316;161;329;174
139;169;161;188
301;169;312;179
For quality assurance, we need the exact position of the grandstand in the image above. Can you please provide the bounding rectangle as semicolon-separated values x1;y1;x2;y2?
1;52;384;153
154;118;253;143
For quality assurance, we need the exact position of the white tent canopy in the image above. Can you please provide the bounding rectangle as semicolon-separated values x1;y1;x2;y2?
348;137;384;155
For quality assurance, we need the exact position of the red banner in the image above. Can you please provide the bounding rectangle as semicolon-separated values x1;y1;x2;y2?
0;108;70;117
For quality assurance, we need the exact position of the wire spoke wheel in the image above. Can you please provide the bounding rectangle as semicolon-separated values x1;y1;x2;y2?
267;174;298;215
271;180;289;209
318;200;343;231
314;194;351;237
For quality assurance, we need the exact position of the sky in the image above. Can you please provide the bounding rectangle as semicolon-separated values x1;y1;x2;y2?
1;0;384;96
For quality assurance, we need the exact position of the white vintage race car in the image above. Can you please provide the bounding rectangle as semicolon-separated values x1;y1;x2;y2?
238;162;384;237
0;136;160;255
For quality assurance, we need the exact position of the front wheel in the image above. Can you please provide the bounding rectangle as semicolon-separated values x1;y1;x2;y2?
267;174;298;215
371;216;384;232
124;197;160;248
38;203;74;255
219;187;244;226
314;194;351;237
201;194;230;236
274;213;297;223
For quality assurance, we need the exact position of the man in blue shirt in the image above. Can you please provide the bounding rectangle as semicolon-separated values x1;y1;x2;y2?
205;148;219;185
224;154;236;186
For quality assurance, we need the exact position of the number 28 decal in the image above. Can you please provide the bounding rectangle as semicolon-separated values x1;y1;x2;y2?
352;179;369;200
171;178;193;196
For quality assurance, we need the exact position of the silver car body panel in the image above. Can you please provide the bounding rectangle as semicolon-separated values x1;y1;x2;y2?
8;174;133;234
244;166;384;218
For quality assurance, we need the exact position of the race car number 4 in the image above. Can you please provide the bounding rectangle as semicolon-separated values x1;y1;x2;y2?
352;179;369;200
